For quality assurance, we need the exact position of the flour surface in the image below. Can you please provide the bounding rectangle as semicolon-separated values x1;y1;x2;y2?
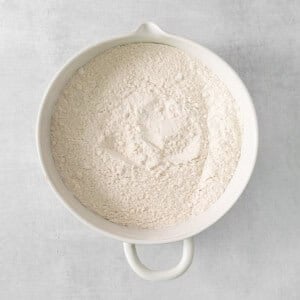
51;43;242;229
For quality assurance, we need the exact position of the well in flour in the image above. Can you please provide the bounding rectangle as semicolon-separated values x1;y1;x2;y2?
50;43;242;229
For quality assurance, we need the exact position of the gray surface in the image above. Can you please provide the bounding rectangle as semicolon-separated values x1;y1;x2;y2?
0;0;299;299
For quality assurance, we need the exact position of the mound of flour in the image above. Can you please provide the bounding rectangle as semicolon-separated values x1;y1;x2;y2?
50;43;242;229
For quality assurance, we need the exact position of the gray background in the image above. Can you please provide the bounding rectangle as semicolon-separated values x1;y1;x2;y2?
0;0;299;299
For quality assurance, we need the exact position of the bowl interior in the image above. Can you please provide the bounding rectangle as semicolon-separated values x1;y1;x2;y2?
37;32;258;244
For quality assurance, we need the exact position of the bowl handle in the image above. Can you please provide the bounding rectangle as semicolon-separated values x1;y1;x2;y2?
123;237;194;281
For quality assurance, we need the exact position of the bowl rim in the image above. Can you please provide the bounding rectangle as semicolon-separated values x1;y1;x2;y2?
36;23;258;244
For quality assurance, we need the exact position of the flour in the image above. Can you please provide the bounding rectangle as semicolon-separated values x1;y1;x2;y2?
50;43;242;229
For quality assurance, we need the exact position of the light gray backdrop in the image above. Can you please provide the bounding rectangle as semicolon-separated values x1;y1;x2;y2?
0;1;299;299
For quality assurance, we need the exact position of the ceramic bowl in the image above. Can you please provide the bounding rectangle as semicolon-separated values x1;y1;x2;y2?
37;22;258;280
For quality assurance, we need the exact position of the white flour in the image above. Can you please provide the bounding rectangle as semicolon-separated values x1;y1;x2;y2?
51;43;242;229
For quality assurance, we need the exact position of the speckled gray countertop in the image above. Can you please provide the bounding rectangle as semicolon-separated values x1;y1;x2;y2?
0;1;299;299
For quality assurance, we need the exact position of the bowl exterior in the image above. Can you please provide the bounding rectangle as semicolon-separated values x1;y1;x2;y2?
37;23;258;244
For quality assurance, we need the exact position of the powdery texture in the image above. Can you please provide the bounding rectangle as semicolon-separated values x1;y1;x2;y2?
50;43;242;229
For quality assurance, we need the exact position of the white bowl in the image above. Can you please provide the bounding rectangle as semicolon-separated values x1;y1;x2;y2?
36;22;258;280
